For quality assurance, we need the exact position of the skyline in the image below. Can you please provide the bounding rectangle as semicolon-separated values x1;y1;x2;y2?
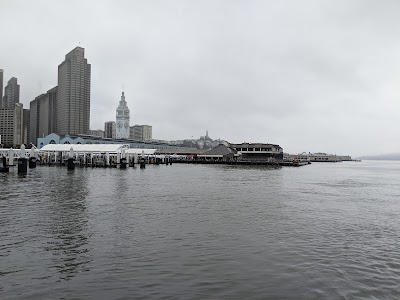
1;1;400;156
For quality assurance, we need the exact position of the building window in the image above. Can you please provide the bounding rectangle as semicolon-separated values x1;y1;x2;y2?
50;140;56;144
248;148;254;151
64;141;70;144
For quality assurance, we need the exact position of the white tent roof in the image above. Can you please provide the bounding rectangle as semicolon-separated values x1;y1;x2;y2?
125;148;157;155
40;144;129;152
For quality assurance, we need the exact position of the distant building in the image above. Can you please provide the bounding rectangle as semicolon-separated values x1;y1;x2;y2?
2;77;20;108
104;121;116;139
88;129;105;138
0;103;24;146
57;46;91;136
116;92;130;139
337;155;352;161
29;86;58;146
283;152;352;162
0;69;3;104
130;124;152;141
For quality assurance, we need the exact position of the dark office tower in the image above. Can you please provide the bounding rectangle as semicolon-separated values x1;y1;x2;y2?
29;86;57;145
0;69;3;105
57;47;91;135
3;77;20;108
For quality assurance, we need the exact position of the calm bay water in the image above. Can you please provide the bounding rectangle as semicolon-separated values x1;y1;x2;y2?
1;161;400;299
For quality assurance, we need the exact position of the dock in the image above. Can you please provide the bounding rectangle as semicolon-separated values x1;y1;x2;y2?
174;159;309;167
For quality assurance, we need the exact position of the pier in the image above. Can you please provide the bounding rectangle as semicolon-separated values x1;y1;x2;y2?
0;143;310;173
0;144;176;171
173;159;309;167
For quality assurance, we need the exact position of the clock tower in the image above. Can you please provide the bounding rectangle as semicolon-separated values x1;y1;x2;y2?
116;91;130;139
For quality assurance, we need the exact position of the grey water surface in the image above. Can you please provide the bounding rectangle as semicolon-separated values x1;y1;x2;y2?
1;161;400;300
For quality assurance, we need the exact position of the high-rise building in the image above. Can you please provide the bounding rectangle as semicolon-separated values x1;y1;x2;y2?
2;77;20;108
104;121;116;139
47;86;58;134
23;109;30;144
0;69;3;105
115;92;130;139
57;47;91;136
130;124;152;141
0;103;24;146
29;86;58;146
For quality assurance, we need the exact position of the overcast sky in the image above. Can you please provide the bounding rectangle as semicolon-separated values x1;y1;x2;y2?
1;0;400;156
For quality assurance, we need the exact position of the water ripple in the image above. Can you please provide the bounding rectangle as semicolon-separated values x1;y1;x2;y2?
1;162;400;299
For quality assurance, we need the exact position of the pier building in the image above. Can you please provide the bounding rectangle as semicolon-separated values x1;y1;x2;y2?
284;153;352;162
230;142;283;160
197;141;284;161
197;144;239;161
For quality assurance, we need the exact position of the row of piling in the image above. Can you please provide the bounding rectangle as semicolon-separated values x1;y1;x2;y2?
1;146;174;174
0;145;37;174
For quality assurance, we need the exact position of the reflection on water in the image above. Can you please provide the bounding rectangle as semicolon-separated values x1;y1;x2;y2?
1;162;400;299
42;170;91;280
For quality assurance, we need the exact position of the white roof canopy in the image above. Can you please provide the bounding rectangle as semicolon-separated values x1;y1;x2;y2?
40;144;130;153
125;148;157;155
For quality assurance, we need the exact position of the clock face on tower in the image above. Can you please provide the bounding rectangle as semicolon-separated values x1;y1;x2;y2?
117;123;122;128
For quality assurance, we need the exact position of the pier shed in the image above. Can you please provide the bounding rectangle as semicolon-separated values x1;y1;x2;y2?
40;143;130;153
197;144;239;161
39;144;131;166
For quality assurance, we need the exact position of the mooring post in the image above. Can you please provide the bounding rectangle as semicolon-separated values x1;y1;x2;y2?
67;147;75;170
29;146;36;168
18;144;28;174
140;150;146;169
117;150;121;166
9;148;14;166
120;149;127;169
1;156;9;172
